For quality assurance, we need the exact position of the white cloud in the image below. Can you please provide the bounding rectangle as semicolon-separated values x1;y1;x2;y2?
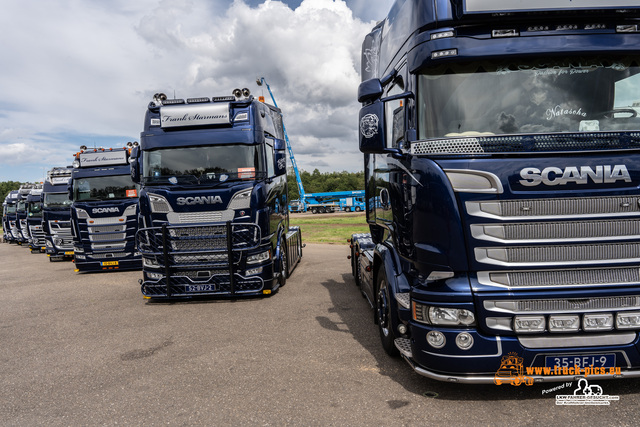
0;0;387;181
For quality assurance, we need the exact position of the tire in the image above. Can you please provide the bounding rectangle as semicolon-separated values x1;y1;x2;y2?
376;266;399;357
345;207;351;212
311;208;318;214
279;244;288;287
355;206;362;212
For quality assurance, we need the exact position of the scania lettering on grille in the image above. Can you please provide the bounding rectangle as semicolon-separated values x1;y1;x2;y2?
92;207;120;214
176;196;223;205
519;165;631;186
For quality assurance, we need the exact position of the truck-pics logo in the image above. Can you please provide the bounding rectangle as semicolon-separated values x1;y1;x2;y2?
176;196;223;206
519;165;631;186
494;353;534;386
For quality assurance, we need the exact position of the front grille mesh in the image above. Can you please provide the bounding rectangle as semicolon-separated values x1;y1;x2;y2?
488;242;640;264
488;267;640;288
504;219;640;240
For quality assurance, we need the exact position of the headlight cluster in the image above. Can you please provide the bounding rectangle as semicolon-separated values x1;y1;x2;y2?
148;193;172;214
228;187;252;210
513;312;640;334
247;250;270;264
412;301;476;326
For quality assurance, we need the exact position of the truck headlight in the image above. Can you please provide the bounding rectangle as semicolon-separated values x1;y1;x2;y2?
228;187;252;210
76;208;89;219
247;249;270;264
148;193;172;213
412;302;476;326
143;257;159;268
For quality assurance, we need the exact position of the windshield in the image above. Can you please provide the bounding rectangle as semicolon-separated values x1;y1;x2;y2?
417;56;640;152
7;205;16;214
44;192;72;209
28;202;42;217
73;175;138;202
143;144;265;185
17;201;26;213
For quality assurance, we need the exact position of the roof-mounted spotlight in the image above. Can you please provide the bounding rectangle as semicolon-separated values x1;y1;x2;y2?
154;93;167;102
126;142;133;147
242;88;250;97
79;145;87;151
233;88;242;98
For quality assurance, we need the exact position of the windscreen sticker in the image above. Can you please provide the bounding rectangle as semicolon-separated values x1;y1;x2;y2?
238;167;255;180
126;189;137;198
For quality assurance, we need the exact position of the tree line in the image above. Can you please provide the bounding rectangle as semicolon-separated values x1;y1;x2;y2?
1;181;22;204
287;169;364;200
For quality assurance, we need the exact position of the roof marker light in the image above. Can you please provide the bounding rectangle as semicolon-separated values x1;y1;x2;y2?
431;30;454;40
187;97;210;104
431;49;457;59
617;24;639;33
162;98;185;105
492;29;518;38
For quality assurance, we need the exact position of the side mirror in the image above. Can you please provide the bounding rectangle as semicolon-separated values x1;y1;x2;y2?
358;79;383;104
130;146;141;184
67;184;73;201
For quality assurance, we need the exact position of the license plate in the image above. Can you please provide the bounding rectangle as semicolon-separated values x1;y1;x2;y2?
65;251;74;255
187;284;216;293
101;261;119;266
545;354;616;369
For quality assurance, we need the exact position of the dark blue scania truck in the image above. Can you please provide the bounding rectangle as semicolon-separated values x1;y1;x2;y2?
70;147;142;272
43;167;74;261
132;90;302;299
350;0;640;383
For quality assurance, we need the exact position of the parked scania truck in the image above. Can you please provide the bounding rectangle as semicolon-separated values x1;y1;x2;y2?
26;185;45;252
70;146;141;272
350;0;640;383
132;90;302;298
15;185;33;245
5;191;20;243
43;167;74;261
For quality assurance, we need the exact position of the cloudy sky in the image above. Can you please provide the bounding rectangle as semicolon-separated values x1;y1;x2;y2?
0;0;394;183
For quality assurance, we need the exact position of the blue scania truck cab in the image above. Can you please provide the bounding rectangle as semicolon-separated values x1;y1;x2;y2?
43;167;74;261
70;146;142;272
350;0;640;383
26;186;45;253
15;185;34;245
2;196;10;242
132;90;302;299
5;191;20;243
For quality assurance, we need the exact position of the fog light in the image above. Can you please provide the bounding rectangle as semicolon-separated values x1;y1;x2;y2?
74;254;86;260
147;272;163;280
583;313;614;331
616;312;640;329
455;332;474;350
549;315;580;333
246;267;263;276
426;331;446;349
514;316;545;333
398;324;407;335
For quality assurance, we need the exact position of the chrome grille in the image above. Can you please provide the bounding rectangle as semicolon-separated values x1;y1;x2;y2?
167;210;234;224
170;238;227;251
484;295;640;314
89;225;126;233
476;242;640;266
411;138;484;154
89;233;127;242
472;219;640;243
168;226;225;237
478;267;640;289
90;252;130;259
467;196;640;219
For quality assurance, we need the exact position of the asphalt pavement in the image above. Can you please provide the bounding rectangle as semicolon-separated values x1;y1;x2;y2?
1;242;639;425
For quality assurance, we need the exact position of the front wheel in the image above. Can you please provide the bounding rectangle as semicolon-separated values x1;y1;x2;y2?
376;267;399;357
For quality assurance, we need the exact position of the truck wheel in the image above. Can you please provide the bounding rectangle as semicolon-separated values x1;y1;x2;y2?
311;208;318;214
345;207;351;212
279;245;288;287
355;206;361;212
376;267;399;357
